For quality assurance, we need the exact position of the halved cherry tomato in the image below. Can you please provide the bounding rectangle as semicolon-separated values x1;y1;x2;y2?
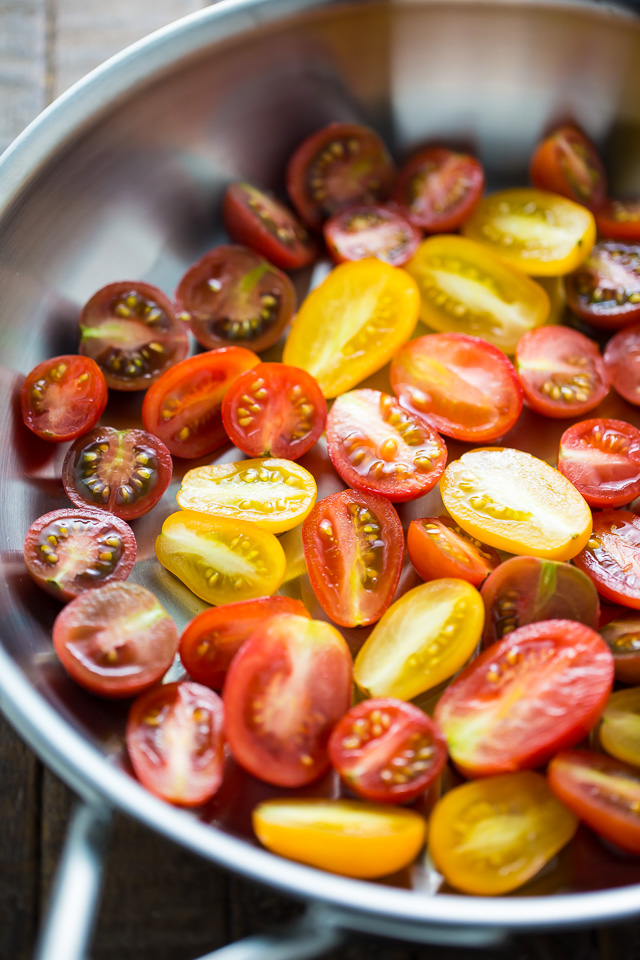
127;681;224;806
441;447;593;561
323;203;421;266
390;333;523;442
328;698;447;804
62;426;172;521
179;596;309;689
223;613;352;787
404;236;550;354
23;508;136;602
393;147;485;233
282;259;419;398
21;355;107;442
604;323;640;406
600;612;640;684
558;419;640;508
463;188;596;276
564;242;640;329
407;517;499;587
428;772;578;896
176;458;317;534
326;389;447;503
286;122;395;229
301;489;403;628
52;582;178;698
480;556;600;648
252;799;426;878
221;363;326;460
548;750;640;856
78;281;188;391
599;687;640;768
155;510;286;606
574;510;640;609
175;246;296;353
222;183;316;270
435;620;613;778
529;125;607;211
596;199;640;242
141;347;259;459
354;579;485;701
515;326;609;418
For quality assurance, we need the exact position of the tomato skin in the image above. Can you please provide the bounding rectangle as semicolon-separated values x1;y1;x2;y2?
603;324;640;407
323;203;421;267
407;517;499;587
596;199;640;243
223;613;352;787
393;147;485;233
599;687;640;768
574;510;640;609
558;419;640;508
222;182;316;270
21;355;108;442
127;681;224;806
529;125;607;211
564;242;640;329
600;613;640;684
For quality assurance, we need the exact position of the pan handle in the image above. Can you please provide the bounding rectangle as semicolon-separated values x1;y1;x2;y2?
193;908;343;960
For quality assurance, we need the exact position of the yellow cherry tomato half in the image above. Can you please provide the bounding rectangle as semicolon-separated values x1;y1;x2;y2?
404;235;550;354
428;772;578;896
354;579;484;701
176;458;317;534
252;798;426;878
441;447;592;561
462;188;596;276
599;687;640;768
282;258;420;398
155;510;286;605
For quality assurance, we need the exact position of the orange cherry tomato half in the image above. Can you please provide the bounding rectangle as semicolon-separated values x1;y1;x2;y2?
600;612;640;684
529;125;607;211
323;203;421;267
21;355;108;442
558;419;640;508
564;241;640;330
604;323;640;406
222;182;316;271
596;199;640;243
407;516;499;587
574;510;640;609
393;147;485;233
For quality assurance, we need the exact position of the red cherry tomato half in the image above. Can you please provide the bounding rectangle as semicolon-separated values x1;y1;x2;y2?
596;199;640;243
603;324;640;406
62;426;172;520
78;281;188;391
529;125;607;211
221;363;327;460
52;582;178;698
515;326;609;419
564;242;640;330
407;516;499;587
223;613;353;787
328;698;447;804
223;182;316;271
23;508;136;602
127;681;225;806
574;510;640;609
179;595;310;689
326;389;447;503
558;419;640;508
435;619;613;778
286;122;396;229
175;245;296;353
393;146;485;233
390;332;523;442
302;489;404;628
323;203;421;267
142;347;260;459
21;355;107;443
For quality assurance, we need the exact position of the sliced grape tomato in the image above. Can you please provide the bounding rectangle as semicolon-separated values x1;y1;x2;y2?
596;199;640;243
574;510;640;610
529;125;607;210
564;241;640;329
21;355;108;442
603;323;640;407
558;419;640;508
323;203;421;267
407;516;500;587
223;182;316;270
600;612;640;684
599;687;640;768
393;147;485;233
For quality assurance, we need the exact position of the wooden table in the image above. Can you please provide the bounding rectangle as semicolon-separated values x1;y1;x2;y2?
2;3;640;958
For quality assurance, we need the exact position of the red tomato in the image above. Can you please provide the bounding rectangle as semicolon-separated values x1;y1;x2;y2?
179;596;310;689
223;613;353;787
558;419;640;508
21;355;107;443
393;147;485;232
407;516;499;587
286;122;395;229
564;242;640;330
302;489;404;628
434;620;614;778
323;203;421;267
127;681;224;806
390;332;522;442
142;347;259;459
222;182;316;270
596;199;640;243
221;363;327;460
574;510;640;609
529;125;607;210
62;426;172;521
52;582;178;698
325;389;447;503
515;326;609;419
175;245;296;353
78;281;188;391
328;698;447;804
23;508;136;602
603;324;640;406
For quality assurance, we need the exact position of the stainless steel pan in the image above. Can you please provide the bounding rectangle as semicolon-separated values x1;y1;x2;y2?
4;1;640;956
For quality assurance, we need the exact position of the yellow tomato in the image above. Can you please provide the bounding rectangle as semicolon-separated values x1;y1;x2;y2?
441;447;592;561
428;772;578;895
534;275;566;325
176;459;317;534
354;579;484;701
462;188;596;276
404;235;550;354
600;687;640;768
278;524;308;582
252;799;426;878
282;259;419;398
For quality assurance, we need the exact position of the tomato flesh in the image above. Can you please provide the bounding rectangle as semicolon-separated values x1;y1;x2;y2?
407;517;500;587
564;242;640;329
600;613;640;684
529;125;607;211
223;182;316;270
323;203;421;267
596;199;640;243
558;419;640;508
393;147;485;233
21;355;107;442
599;687;640;768
603;323;640;406
574;510;640;609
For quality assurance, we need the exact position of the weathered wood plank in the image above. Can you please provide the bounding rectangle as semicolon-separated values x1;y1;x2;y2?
0;0;48;151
